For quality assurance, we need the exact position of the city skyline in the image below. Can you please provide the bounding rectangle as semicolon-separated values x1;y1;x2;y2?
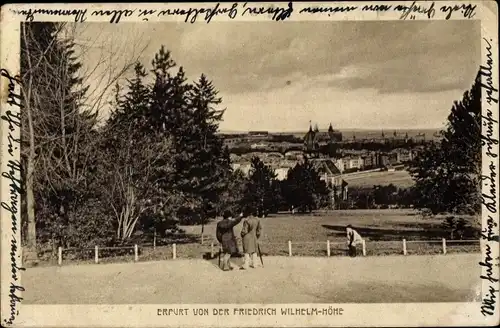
78;20;480;132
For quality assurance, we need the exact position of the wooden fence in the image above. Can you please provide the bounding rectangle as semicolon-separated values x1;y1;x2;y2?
55;238;480;266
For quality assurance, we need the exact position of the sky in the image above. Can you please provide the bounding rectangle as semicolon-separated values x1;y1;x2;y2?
76;20;480;132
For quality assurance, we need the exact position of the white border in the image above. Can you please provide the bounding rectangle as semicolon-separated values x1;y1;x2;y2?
1;1;498;327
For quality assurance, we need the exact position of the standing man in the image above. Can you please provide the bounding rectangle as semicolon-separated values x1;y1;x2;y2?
240;209;262;270
346;225;363;257
216;210;244;271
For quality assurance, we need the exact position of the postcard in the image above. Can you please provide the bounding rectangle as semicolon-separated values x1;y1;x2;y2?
1;1;499;327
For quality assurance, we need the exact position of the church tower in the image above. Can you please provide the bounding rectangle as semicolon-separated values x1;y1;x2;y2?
327;123;338;158
303;121;319;157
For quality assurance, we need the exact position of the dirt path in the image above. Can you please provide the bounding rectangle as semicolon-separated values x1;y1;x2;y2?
22;254;480;304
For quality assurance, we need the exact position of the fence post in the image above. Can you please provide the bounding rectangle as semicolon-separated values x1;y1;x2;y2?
403;239;407;256
134;244;138;262
95;246;99;264
153;229;156;250
210;242;214;258
442;238;447;255
58;247;62;266
201;234;205;245
327;240;331;257
172;243;177;259
362;239;366;256
288;241;292;257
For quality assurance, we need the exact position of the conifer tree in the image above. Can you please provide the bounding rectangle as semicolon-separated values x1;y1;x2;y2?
21;22;103;248
283;157;330;213
183;74;231;216
409;73;481;215
243;157;280;216
108;62;149;131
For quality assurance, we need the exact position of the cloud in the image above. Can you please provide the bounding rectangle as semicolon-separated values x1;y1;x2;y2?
219;81;467;132
78;20;481;130
87;20;479;96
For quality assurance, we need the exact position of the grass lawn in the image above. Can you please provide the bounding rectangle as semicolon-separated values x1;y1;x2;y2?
179;209;480;258
36;209;479;266
343;170;414;188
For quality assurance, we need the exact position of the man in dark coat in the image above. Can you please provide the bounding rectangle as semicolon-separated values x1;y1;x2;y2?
216;210;244;271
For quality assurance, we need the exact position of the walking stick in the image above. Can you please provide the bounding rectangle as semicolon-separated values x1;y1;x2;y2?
218;245;221;268
257;243;264;267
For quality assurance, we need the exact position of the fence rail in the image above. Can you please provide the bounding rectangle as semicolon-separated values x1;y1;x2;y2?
52;238;481;266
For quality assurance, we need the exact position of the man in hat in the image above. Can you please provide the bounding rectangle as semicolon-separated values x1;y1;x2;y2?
216;210;244;271
346;225;363;257
240;209;263;270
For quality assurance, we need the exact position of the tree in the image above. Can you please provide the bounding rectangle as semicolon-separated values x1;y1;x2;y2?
409;73;481;215
283;157;330;213
243;157;279;216
216;168;248;216
178;74;231;225
20;22;147;251
20;22;60;251
147;46;198;224
103;63;180;241
20;22;101;250
102;129;178;241
147;47;232;226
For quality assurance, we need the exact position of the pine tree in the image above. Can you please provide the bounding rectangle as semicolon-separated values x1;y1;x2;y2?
21;22;103;249
284;157;329;213
149;46;191;134
216;169;248;216
183;74;231;216
243;157;279;216
147;46;232;225
409;73;481;215
108;62;150;131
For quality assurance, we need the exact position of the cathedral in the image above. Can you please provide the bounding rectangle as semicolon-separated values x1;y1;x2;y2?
303;122;342;157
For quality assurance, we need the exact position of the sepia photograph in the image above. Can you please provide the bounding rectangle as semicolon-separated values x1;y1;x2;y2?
1;1;498;327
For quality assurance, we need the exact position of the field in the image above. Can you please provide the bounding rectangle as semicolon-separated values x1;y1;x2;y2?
179;209;479;258
342;170;414;188
36;210;480;267
22;254;480;304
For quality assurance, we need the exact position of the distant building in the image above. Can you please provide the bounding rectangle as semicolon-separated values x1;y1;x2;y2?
250;142;268;149
362;152;379;168
274;167;289;181
222;135;245;147
379;153;390;167
348;156;364;170
303;122;342;157
312;159;348;202
247;131;269;141
284;151;304;160
303;124;320;155
231;163;251;176
395;148;414;163
229;153;241;162
388;152;398;165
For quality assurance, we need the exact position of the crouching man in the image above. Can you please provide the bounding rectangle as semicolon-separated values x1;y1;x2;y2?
346;225;363;257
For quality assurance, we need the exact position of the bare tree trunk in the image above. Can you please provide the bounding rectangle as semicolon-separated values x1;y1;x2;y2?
23;23;37;252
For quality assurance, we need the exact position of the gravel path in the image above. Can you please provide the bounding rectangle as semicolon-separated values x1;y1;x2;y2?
22;254;480;304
